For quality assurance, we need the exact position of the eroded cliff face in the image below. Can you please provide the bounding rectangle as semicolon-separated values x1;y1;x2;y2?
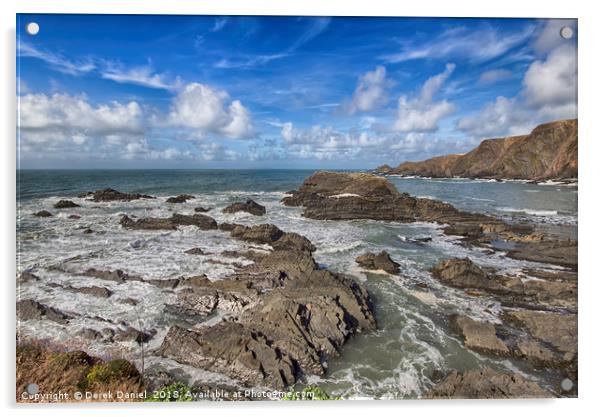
378;119;577;180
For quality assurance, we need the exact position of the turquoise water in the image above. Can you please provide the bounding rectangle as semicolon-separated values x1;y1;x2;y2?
16;170;577;398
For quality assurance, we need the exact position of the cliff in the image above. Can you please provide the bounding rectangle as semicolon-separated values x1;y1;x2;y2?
377;119;578;180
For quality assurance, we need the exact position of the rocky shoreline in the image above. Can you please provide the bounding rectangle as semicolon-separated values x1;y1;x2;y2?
17;171;577;399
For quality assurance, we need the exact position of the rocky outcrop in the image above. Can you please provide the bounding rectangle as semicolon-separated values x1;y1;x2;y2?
377;119;577;180
450;315;509;356
222;199;266;216
119;213;218;231
282;172;514;244
53;200;80;209
425;367;553;399
17;300;72;324
158;224;375;389
33;210;53;217
79;188;155;202
355;251;400;274
166;194;195;204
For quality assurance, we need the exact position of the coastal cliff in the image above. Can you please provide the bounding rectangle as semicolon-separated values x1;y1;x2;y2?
377;119;577;180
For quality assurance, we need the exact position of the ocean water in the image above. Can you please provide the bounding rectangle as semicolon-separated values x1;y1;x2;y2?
16;170;578;399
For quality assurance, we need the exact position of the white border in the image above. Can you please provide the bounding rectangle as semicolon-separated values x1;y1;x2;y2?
2;1;600;416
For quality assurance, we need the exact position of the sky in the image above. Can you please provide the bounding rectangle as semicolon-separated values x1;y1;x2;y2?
16;14;577;169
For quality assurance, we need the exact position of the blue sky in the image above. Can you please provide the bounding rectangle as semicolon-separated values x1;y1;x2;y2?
17;14;577;169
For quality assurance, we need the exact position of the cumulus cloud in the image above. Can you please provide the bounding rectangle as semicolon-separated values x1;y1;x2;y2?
456;96;533;137
19;93;144;147
167;83;254;139
393;63;456;133
345;66;389;114
522;44;577;112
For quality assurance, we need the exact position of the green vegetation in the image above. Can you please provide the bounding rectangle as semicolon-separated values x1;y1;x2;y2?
282;385;341;401
86;359;140;385
145;382;194;402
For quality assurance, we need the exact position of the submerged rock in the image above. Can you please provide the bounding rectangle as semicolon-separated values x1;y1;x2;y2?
425;367;553;399
64;285;112;298
184;247;206;255
356;251;400;274
33;210;53;217
18;271;40;283
222;199;266;216
166;194;195;204
53;200;80;209
80;188;154;202
68;214;81;219
194;206;211;212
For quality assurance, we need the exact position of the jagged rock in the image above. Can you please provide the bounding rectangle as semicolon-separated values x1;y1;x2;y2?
184;247;206;255
65;285;112;298
450;315;509;356
158;240;375;389
119;213;217;231
114;326;155;344
33;210;53;217
194;206;211;212
425;367;553;399
17;299;72;324
431;258;508;293
218;222;237;231
507;239;577;270
380;119;577;181
222;199;266;216
355;251;400;274
502;310;577;363
18;271;40;283
79;188;155;202
229;224;315;252
166;194;195;204
53;200;80;209
83;268;139;283
281;172;511;241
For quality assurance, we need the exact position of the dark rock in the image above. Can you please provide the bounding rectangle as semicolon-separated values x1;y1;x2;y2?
158;240;375;389
33;210;53;217
119;298;138;306
83;228;94;234
281;172;510;242
218;222;238;232
229;224;315;253
507;239;578;270
425;367;553;399
77;328;104;341
166;194;195;204
68;214;81;219
119;213;217;231
184;247;206;255
431;258;509;294
194;206;211;212
114;326;155;344
355;251;400;274
18;271;40;283
450;315;509;356
65;285;112;298
80;188;155;202
17;299;72;324
53;200;80;209
83;268;139;283
222;199;266;216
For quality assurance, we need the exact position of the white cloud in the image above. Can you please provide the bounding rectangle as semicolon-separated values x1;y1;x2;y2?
167;83;254;139
346;66;389;114
456;96;532;137
382;25;534;64
101;64;181;90
19;42;95;75
210;17;229;32
478;69;512;85
19;93;144;145
522;44;577;110
393;63;456;133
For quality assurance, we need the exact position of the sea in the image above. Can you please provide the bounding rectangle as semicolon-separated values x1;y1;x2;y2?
16;169;578;399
